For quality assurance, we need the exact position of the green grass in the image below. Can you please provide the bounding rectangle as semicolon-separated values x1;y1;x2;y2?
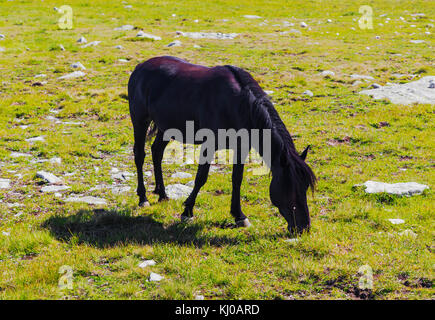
0;0;434;299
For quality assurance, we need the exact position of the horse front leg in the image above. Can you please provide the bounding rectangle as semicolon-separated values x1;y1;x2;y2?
231;163;251;227
181;163;210;222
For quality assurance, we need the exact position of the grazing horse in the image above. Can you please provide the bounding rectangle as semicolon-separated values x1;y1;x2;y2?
128;56;316;235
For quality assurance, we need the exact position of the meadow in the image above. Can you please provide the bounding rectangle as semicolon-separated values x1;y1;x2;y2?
0;0;433;299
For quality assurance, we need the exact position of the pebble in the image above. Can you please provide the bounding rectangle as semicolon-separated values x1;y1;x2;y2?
0;34;5;39
195;295;205;300
77;36;87;44
303;90;313;97
65;196;107;205
300;22;308;28
166;40;181;47
41;185;70;193
115;45;124;49
149;272;163;282
57;71;86;80
176;31;237;40
388;218;405;225
36;171;62;184
71;62;86;70
244;15;262;19
321;70;335;77
165;184;193;200
81;41;101;48
0;178;11;189
114;25;134;31
59;44;65;51
410;40;425;44
138;259;156;268
398;229;417;238
136;31;161;40
26;136;45;142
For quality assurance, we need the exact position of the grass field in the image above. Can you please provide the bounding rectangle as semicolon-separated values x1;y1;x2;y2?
0;0;433;299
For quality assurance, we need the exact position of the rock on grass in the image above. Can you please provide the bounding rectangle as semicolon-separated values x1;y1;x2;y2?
65;196;107;205
165;184;193;200
36;171;62;184
359;181;429;196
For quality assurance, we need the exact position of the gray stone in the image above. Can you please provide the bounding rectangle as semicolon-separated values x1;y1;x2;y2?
360;76;435;105
321;70;335;77
111;171;134;181
165;184;193;200
10;152;32;158
350;74;374;80
303;90;313;97
0;178;11;189
244;15;262;19
114;25;134;31
71;62;86;70
360;181;429;196
410;40;425;44
171;172;192;179
65;196;107;205
149;272;163;282
166;40;181;47
136;31;161;40
388;218;405;225
81;41;101;48
176;31;238;39
36;171;62;184
26;136;45;142
115;45;124;49
138;259;156;268
41;185;70;192
57;71;86;80
77;36;87;44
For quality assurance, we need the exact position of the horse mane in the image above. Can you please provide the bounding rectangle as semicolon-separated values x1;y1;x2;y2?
224;65;316;192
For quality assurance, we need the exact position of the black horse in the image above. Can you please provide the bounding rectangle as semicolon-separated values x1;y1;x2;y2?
128;56;316;234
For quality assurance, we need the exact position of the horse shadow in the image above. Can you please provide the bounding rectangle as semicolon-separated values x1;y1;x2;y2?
41;207;248;248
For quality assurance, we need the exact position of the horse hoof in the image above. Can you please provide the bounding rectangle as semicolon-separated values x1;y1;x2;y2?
180;215;194;223
236;218;252;228
139;201;150;207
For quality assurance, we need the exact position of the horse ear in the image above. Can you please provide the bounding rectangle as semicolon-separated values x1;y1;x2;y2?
300;145;310;161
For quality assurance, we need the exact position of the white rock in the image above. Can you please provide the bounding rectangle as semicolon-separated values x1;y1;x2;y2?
138;259;156;268
111;185;131;194
114;25;134;31
410;40;425;44
171;172;192;179
285;238;298;243
77;36;87;44
176;31;238;39
41;185;70;192
59;44;65;51
165;184;193;200
111;171;134;181
398;229;417;238
49;157;62;164
57;71;86;80
115;45;124;49
124;5;132;9
136;31;161;40
2;231;10;236
26;136;45;142
34;74;46;78
71;62;86;70
350;74;374;80
65;196;107;205
327;19;332;23
360;76;435;105
166;40;181;47
144;171;152;177
118;59;129;63
0;34;5;39
195;295;205;300
0;178;11;189
10;152;32;158
54;193;62;198
264;90;274;95
36;171;62;184
303;90;313;97
149;272;163;282
388;218;405;225
300;22;308;28
81;41;101;48
244;15;262;19
186;180;195;187
360;181;429;196
321;70;335;77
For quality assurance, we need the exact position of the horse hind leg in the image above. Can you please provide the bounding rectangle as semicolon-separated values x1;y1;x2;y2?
151;130;169;201
133;119;151;207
